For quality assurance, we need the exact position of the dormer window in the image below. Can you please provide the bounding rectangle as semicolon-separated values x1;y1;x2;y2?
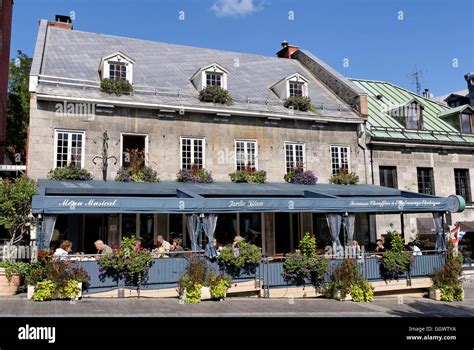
270;73;309;99
109;62;127;81
99;52;135;83
289;81;305;97
390;99;424;130
461;112;473;134
438;105;474;134
206;72;222;87
191;63;228;91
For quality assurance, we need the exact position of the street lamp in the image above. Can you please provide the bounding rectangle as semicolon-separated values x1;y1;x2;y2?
92;131;119;181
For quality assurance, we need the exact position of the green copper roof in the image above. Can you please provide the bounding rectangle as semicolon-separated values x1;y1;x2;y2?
351;79;474;145
437;104;473;118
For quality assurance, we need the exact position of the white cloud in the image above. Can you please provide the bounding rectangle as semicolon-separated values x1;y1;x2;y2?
211;0;266;17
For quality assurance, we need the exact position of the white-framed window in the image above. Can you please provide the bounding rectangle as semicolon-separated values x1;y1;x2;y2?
285;142;305;173
54;130;85;168
99;52;135;83
190;63;228;91
289;81;305;97
109;62;127;81
180;137;205;170
330;145;350;175
205;72;222;88
235;140;257;171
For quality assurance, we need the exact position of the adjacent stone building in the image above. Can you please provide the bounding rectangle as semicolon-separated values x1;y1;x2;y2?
352;78;474;242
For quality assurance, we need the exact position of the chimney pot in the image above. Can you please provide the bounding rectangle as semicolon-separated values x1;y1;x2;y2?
276;41;299;59
48;14;73;30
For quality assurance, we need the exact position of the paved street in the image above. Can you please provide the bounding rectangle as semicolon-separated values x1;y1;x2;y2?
1;282;473;318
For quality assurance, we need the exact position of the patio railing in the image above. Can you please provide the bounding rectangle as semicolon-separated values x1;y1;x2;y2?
68;250;445;297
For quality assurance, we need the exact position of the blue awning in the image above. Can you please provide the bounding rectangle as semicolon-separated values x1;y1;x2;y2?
32;180;464;215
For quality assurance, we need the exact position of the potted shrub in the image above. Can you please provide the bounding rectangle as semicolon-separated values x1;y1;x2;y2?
217;241;262;278
24;262;47;299
284;163;318;185
177;164;213;183
100;78;133;96
0;261;29;296
178;257;231;303
31;259;89;301
229;166;266;184
115;149;159;183
380;231;413;280
98;236;153;297
325;259;374;302
284;96;313;112
47;163;93;181
430;242;464;302
329;168;359;185
282;234;328;292
199;86;233;105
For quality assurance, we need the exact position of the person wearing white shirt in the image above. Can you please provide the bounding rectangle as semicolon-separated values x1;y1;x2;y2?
53;240;72;258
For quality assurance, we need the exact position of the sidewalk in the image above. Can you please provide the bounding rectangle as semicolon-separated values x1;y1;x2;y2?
0;283;473;317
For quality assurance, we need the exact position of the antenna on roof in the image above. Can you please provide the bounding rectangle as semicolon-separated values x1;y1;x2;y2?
411;65;423;95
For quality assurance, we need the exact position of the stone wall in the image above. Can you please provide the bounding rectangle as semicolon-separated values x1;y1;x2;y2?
27;100;367;183
370;145;474;241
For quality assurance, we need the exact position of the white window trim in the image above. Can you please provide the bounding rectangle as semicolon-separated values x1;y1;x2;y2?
180;137;206;170
330;145;351;175
202;69;227;90
99;52;135;83
284;142;306;173
53;129;86;169
286;80;308;98
120;133;149;167
234;139;258;171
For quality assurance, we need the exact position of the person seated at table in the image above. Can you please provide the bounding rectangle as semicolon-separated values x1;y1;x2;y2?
374;239;385;259
152;235;171;258
212;238;223;255
53;240;72;258
408;242;422;256
170;238;185;258
349;240;361;258
134;237;145;251
94;240;113;258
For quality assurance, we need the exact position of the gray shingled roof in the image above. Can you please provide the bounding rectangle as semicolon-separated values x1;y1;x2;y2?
32;20;361;122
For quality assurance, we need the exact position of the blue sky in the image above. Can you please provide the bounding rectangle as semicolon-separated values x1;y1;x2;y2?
10;0;474;96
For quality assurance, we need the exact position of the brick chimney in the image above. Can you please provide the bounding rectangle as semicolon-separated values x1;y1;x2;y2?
276;41;299;59
465;72;474;106
0;0;13;163
48;14;73;30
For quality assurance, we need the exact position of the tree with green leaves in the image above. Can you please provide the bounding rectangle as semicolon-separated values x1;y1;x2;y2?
6;51;32;163
0;176;37;260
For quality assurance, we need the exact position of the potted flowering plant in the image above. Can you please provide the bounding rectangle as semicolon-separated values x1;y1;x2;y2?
217;241;262;277
284;163;318;185
177;164;213;183
47;163;93;181
430;242;464;301
98;236;153;297
31;259;89;301
282;234;328;290
0;261;30;296
325;258;373;302
329;167;359;185
115;149;159;183
178;257;231;303
199;86;233;105
229;166;266;184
